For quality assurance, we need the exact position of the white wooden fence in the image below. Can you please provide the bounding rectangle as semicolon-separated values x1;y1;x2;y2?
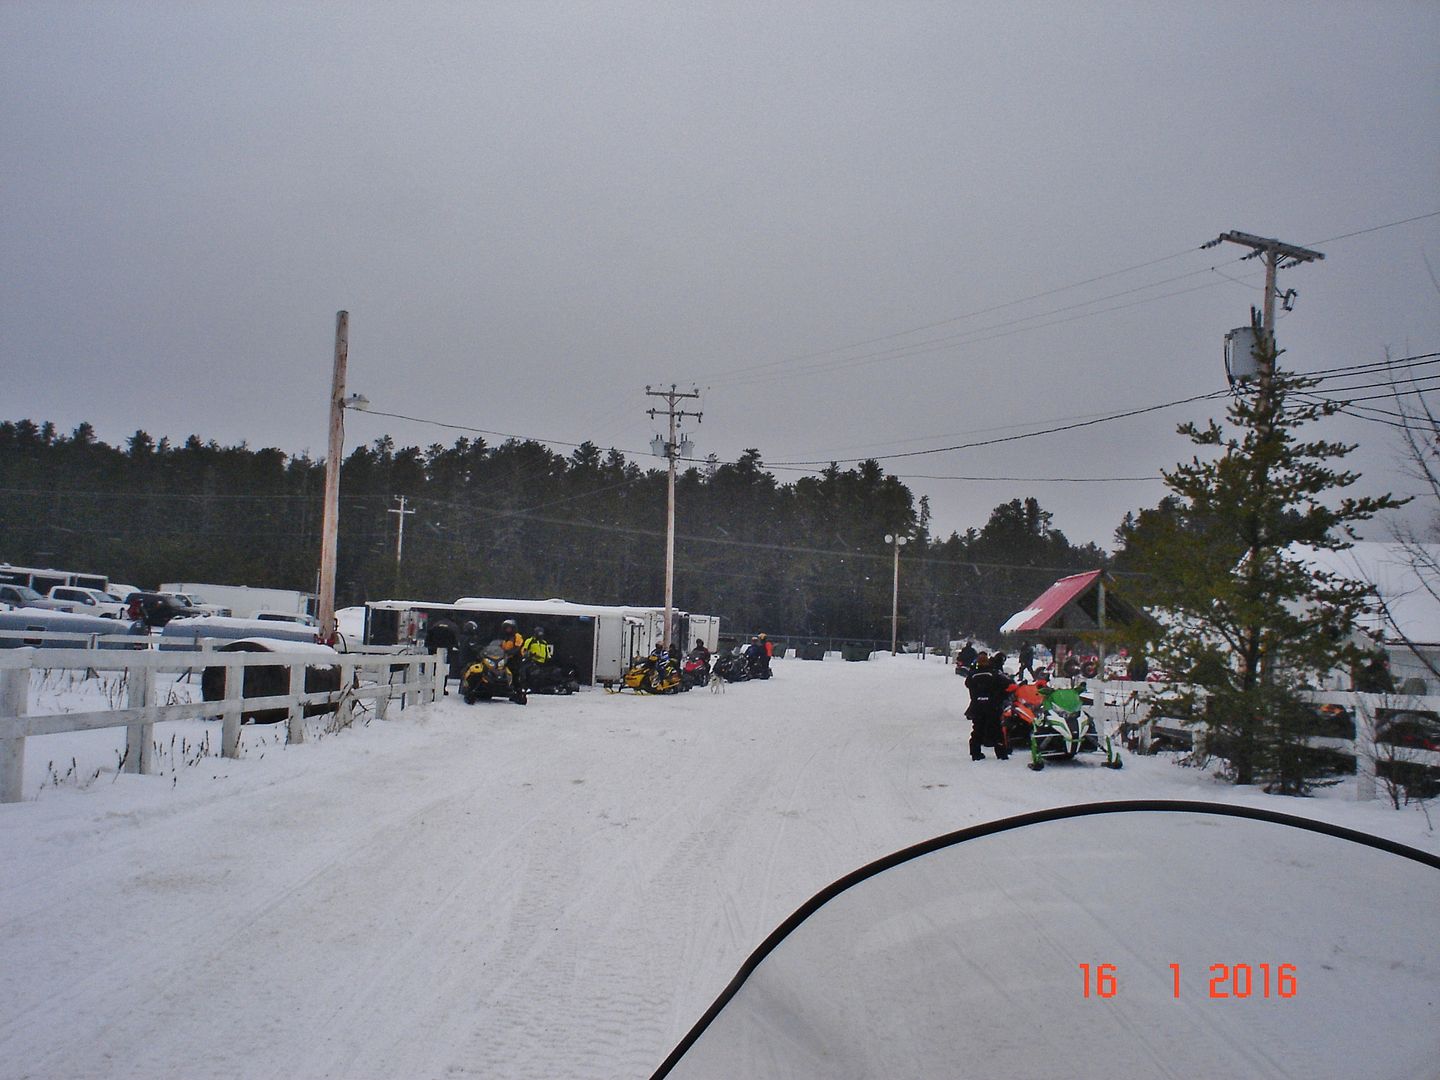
1086;679;1440;801
0;645;445;803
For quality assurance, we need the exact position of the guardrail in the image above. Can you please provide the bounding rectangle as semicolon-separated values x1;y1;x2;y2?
0;646;446;803
1085;679;1440;801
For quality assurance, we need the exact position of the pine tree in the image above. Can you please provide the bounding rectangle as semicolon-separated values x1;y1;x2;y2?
1121;339;1403;793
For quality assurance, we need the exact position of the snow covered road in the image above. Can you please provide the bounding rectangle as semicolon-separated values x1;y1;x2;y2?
1;654;1435;1079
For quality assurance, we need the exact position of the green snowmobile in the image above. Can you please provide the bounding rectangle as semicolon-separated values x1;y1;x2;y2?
1026;683;1122;771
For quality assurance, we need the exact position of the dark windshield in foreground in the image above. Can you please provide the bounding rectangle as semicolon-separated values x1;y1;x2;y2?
655;801;1440;1080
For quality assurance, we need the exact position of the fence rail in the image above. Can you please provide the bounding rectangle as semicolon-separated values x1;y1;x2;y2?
0;646;446;803
1085;679;1440;801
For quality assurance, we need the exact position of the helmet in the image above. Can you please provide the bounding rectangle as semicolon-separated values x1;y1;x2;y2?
462;621;478;634
501;619;517;632
532;626;545;637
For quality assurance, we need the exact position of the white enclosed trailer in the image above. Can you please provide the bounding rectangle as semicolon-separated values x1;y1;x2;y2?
364;597;719;685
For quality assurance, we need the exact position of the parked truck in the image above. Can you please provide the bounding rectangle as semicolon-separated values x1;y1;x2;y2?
159;583;316;622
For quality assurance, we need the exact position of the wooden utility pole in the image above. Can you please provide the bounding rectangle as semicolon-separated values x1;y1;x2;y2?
317;311;348;643
389;495;415;577
1204;230;1324;387
884;532;908;655
645;385;702;651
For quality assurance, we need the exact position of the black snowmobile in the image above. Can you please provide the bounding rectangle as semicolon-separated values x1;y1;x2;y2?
712;649;751;683
523;657;581;695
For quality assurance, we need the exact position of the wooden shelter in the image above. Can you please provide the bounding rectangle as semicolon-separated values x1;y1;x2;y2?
999;570;1145;670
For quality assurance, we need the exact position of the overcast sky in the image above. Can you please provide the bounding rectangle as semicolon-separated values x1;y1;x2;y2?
5;2;1438;549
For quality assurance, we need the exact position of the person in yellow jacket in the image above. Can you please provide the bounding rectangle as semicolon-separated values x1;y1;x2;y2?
522;626;554;664
496;619;526;690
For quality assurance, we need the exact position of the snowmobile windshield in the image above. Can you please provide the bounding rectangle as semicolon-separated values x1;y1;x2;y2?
1045;686;1083;712
653;801;1440;1080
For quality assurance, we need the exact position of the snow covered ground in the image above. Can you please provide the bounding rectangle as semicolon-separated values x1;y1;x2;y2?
1;652;1435;1079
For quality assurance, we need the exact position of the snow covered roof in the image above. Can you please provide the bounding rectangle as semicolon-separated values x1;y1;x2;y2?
999;571;1103;633
370;596;687;621
1288;541;1440;646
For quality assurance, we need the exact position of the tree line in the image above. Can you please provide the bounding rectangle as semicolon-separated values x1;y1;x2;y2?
0;419;1108;643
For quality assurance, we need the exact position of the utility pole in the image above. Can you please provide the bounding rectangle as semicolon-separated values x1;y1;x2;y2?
317;311;348;643
388;495;415;578
1203;230;1324;387
1203;231;1324;692
884;533;909;655
645;385;702;651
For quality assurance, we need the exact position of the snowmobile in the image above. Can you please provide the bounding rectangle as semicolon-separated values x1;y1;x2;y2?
681;651;711;688
712;649;751;683
616;648;683;694
999;680;1048;752
1025;683;1121;770
461;642;527;705
522;657;581;695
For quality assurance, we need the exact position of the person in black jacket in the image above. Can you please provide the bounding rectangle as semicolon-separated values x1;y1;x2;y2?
955;640;978;676
964;654;1010;761
1017;642;1036;681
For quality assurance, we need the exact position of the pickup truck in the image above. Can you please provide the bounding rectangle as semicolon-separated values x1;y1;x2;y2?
47;585;128;618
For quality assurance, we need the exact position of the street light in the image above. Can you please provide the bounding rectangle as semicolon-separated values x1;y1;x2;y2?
884;533;908;655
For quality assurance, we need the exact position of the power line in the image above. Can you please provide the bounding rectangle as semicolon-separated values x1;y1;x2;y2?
884;472;1166;483
694;210;1440;390
1306;372;1440;396
767;389;1229;467
1296;351;1440;380
1305;209;1440;247
260;347;1435;481
710;271;1247;390
693;247;1209;379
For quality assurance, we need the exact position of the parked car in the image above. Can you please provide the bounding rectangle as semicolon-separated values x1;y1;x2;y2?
47;585;127;618
104;583;141;606
0;584;69;612
158;591;230;617
123;591;204;627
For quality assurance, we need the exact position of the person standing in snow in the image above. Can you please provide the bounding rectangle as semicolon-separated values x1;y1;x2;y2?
495;618;526;690
522;626;554;665
955;640;978;676
1017;641;1036;682
743;635;772;679
965;653;1010;761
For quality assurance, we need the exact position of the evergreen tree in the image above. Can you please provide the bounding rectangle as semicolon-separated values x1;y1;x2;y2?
1119;341;1403;793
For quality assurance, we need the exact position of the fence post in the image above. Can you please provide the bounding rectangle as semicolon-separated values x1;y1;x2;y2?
286;660;305;746
376;661;391;721
337;660;356;729
1353;692;1377;802
124;664;155;775
435;649;447;701
1;663;28;803
221;660;242;759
